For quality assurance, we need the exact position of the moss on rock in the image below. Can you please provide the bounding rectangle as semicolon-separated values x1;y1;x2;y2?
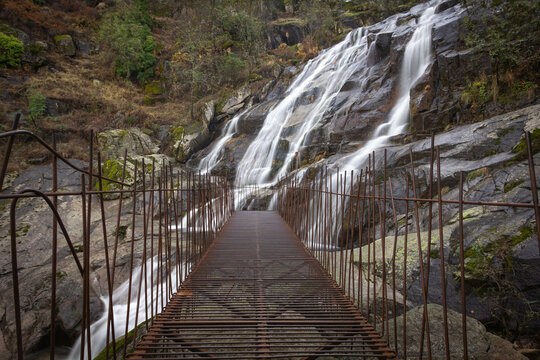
144;81;163;95
512;128;540;161
54;34;75;56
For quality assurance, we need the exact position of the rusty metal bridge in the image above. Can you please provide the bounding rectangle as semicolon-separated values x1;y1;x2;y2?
1;117;540;360
128;211;395;359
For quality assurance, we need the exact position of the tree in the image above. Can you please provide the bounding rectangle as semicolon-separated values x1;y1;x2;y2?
98;0;156;83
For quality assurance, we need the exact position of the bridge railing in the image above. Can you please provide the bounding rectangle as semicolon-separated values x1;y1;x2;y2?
277;133;540;359
0;116;234;360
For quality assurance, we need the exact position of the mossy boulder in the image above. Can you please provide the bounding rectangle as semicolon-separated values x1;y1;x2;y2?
384;304;527;359
168;123;210;163
97;128;160;160
98;154;171;199
54;34;76;56
22;40;48;68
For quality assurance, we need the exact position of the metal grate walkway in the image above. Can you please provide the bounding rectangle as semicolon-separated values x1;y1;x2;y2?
129;211;396;359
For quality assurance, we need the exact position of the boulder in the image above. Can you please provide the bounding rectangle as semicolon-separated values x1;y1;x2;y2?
54;35;76;57
22;41;48;68
278;23;304;46
199;100;215;127
169;123;211;163
384;304;526;359
219;85;251;115
367;32;393;66
75;40;99;55
269;21;304;48
99;154;171;198
97;128;160;160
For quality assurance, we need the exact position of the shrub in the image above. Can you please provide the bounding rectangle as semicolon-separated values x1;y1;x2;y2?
0;32;24;68
27;90;47;125
461;80;490;107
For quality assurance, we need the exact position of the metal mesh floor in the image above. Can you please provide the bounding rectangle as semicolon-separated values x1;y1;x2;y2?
129;211;396;359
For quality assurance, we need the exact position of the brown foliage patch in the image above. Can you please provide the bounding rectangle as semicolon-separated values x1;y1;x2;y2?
1;0;97;34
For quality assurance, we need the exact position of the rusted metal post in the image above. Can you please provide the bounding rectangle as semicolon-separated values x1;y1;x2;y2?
525;132;540;254
0;114;19;191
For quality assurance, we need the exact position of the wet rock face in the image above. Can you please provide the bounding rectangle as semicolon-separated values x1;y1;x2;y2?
359;105;540;338
192;1;469;179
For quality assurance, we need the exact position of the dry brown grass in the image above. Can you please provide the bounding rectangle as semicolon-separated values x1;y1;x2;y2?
27;51;191;129
1;51;192;173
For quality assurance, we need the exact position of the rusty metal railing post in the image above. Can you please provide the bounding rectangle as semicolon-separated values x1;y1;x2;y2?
0;113;19;191
525;132;540;254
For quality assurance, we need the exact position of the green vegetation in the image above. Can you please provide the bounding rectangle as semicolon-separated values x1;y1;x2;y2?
462;222;537;336
93;320;149;360
98;159;133;192
340;0;424;26
98;0;156;84
461;0;539;109
0;32;23;68
144;81;163;95
463;223;534;280
512;128;540;161
116;225;128;240
503;179;524;193
27;89;46;125
461;80;490;107
170;4;265;106
270;159;284;176
169;126;184;141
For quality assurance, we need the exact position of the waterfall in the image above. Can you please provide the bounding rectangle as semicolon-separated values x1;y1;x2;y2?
234;26;380;187
343;3;439;170
193;1;460;211
198;112;243;174
66;257;186;360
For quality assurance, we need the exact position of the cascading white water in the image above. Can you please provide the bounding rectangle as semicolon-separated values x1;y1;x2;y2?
343;3;438;170
194;1;459;211
198;112;243;174
299;1;445;250
234;26;384;187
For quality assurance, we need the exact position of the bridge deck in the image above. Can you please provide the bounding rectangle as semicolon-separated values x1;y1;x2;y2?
129;211;395;359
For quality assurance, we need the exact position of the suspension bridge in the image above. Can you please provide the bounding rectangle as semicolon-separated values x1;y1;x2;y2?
1;119;539;359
